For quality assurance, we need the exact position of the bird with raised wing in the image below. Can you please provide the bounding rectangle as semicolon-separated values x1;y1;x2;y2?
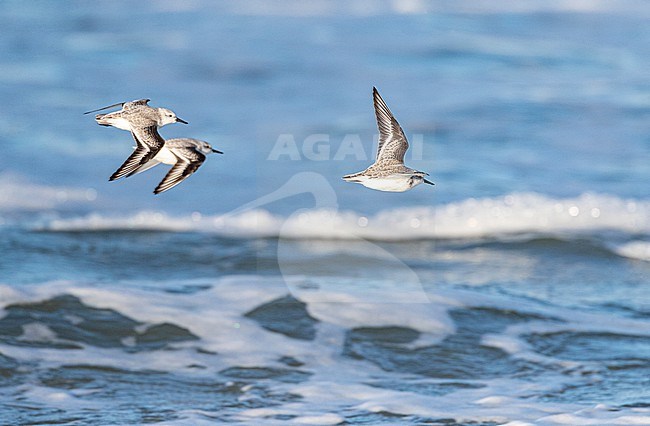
342;87;433;192
84;99;188;181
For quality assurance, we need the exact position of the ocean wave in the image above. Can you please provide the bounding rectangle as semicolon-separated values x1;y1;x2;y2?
1;277;649;424
40;192;648;242
611;241;650;262
0;173;96;212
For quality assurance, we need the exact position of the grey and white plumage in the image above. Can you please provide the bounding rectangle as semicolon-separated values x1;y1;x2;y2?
342;87;434;192
84;99;188;181
125;138;223;194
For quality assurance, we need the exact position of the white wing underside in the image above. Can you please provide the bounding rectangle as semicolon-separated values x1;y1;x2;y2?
128;159;162;176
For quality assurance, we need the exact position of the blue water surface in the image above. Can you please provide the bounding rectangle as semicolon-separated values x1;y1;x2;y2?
0;1;647;215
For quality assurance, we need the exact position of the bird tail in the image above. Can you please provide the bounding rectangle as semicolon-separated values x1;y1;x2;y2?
342;172;362;182
94;113;112;127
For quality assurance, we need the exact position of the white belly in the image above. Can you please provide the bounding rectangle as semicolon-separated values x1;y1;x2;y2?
153;147;178;165
358;175;415;192
99;115;132;131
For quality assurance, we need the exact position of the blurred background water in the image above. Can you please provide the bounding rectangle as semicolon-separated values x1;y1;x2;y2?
0;1;649;424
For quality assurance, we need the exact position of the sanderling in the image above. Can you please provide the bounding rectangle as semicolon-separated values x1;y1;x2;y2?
126;138;223;194
342;87;433;192
84;99;187;181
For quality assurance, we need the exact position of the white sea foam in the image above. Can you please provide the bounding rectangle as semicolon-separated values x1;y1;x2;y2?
0;173;96;212
612;241;650;261
19;386;101;410
41;192;649;245
1;277;649;424
18;323;60;344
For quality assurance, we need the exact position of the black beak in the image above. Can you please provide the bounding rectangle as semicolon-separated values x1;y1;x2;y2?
423;179;435;186
212;148;224;154
176;117;188;124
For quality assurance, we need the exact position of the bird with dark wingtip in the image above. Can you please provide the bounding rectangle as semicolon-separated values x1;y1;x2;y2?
126;137;224;195
342;87;434;192
84;99;188;181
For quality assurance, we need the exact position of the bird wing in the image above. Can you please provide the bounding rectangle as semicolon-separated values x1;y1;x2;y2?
125;158;161;177
83;99;150;115
84;101;125;115
123;99;150;110
153;148;205;194
109;126;165;181
373;87;408;164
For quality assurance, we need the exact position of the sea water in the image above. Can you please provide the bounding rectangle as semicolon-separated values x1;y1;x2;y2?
0;1;649;424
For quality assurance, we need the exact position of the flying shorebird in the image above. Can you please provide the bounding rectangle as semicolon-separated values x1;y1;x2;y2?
124;138;223;194
84;99;188;181
342;87;434;192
